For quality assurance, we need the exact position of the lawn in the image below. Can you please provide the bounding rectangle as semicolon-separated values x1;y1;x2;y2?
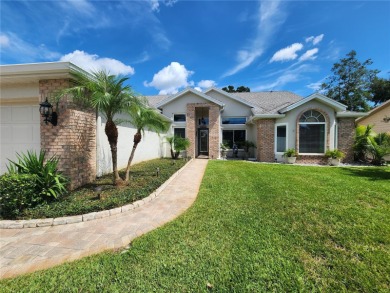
2;158;187;220
1;161;389;292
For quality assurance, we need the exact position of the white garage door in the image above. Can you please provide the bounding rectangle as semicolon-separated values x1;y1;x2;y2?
0;105;40;174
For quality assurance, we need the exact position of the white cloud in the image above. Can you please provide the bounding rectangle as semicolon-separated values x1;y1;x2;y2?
64;0;95;15
197;80;217;89
223;0;286;77
0;34;10;47
0;32;61;62
270;43;303;62
306;82;322;92
59;50;135;75
305;34;324;45
252;64;319;91
150;0;177;12
144;62;194;95
299;48;319;61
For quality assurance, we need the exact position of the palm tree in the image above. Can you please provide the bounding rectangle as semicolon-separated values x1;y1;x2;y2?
58;70;135;185
124;98;170;182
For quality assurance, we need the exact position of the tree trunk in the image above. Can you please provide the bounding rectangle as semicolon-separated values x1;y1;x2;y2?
105;120;121;185
124;131;142;182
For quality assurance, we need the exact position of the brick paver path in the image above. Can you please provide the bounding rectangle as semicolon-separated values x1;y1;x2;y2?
0;159;208;279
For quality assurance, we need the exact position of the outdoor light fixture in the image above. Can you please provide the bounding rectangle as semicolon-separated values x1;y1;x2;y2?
39;98;58;126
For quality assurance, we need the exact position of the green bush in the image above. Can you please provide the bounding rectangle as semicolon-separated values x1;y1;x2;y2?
7;150;68;199
0;173;41;218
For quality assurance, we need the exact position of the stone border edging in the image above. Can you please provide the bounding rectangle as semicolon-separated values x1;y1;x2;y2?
0;159;194;229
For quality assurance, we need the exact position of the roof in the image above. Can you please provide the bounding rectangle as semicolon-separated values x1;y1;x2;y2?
279;92;347;113
234;91;303;114
154;87;225;108
356;99;390;122
0;62;86;85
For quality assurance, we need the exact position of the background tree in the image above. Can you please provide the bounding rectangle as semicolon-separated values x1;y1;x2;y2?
369;77;390;106
222;85;250;93
321;50;379;112
58;70;135;185
124;98;170;182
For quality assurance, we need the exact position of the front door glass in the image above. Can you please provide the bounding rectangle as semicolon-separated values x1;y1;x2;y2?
199;129;209;155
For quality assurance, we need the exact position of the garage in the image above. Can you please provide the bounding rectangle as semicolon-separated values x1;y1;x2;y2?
0;105;40;174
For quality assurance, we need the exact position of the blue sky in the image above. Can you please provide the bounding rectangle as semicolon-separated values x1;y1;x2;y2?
1;0;389;97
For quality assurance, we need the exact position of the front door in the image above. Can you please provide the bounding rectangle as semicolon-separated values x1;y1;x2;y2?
198;129;209;156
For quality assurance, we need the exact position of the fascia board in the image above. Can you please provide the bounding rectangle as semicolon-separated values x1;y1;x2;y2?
337;112;368;118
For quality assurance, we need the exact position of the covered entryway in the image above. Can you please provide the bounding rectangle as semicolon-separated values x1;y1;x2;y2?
0;105;41;174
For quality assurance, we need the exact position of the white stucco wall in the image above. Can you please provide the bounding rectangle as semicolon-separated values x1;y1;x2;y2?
96;114;167;177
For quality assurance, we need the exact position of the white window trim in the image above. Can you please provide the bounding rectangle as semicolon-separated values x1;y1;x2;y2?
274;123;288;154
298;122;327;154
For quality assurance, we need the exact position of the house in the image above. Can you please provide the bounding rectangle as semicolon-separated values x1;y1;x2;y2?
0;61;366;190
356;99;390;134
146;87;366;164
0;62;165;189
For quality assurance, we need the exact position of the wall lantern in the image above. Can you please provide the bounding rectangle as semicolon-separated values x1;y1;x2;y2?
39;98;58;126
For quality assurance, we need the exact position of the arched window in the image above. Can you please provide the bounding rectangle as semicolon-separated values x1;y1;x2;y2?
299;110;326;153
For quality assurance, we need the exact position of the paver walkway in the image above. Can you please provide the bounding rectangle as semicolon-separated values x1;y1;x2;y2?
0;159;208;279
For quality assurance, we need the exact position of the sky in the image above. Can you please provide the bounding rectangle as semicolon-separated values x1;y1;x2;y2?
1;0;389;97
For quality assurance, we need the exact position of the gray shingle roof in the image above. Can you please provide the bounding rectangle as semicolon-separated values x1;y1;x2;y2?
145;91;303;114
234;91;303;114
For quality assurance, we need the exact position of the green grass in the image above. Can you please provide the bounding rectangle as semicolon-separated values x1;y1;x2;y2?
3;158;186;220
1;161;389;292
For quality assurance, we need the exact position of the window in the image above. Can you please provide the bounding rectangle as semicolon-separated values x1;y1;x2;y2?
299;110;326;153
222;130;246;148
173;114;186;122
276;125;287;153
174;128;185;138
222;117;246;125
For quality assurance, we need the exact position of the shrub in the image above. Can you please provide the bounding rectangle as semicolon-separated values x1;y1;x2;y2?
283;148;298;158
354;125;390;165
0;173;41;218
325;149;345;159
7;150;68;199
166;136;190;159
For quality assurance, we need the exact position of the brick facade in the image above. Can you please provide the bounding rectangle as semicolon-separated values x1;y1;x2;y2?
256;119;275;162
337;118;356;163
186;103;220;159
39;79;96;190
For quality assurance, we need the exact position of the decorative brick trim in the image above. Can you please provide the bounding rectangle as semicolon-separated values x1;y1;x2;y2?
256;119;275;162
39;79;96;190
186;103;220;159
337;118;355;163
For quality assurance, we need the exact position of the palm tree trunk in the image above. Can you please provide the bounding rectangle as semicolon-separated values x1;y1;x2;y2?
105;119;121;185
125;131;142;182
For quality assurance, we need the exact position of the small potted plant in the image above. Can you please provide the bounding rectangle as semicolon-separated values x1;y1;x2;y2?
325;149;345;166
283;148;298;164
220;143;229;160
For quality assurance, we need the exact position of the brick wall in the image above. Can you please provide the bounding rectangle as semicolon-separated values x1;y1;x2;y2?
39;79;96;190
186;103;220;159
256;119;275;162
337;118;355;163
296;155;328;165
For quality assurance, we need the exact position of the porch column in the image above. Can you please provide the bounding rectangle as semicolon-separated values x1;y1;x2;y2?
186;104;196;158
256;119;275;162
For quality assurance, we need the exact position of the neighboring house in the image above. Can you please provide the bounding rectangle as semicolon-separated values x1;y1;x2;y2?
0;62;165;189
146;87;366;164
356;99;390;134
0;61;367;189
